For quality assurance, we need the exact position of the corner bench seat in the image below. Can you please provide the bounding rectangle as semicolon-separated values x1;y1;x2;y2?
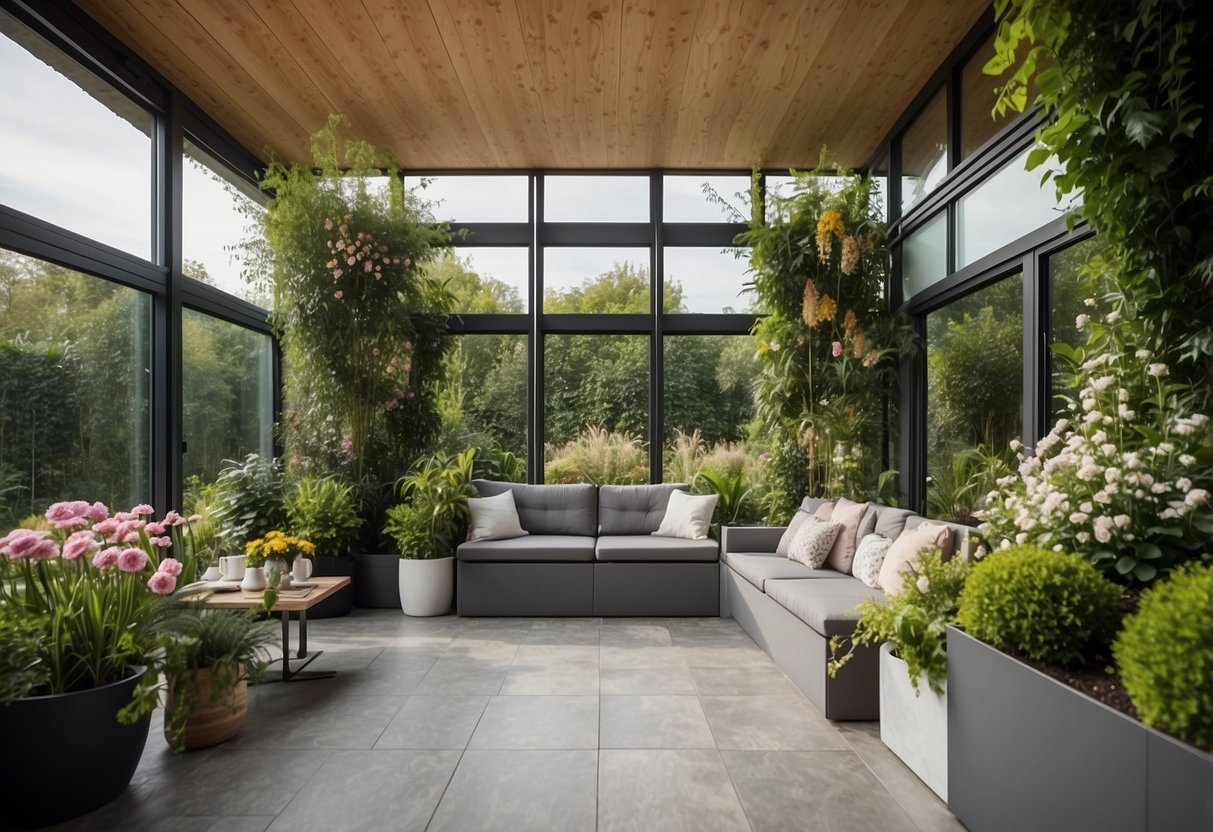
723;551;852;591
457;535;596;562
764;578;886;637
596;535;719;561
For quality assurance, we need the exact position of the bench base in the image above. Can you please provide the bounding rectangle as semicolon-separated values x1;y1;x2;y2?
594;561;719;616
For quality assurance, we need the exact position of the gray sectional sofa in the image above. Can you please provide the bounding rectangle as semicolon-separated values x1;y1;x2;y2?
457;481;719;617
722;497;970;720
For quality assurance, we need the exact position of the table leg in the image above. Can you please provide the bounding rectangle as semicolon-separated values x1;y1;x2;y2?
267;609;332;683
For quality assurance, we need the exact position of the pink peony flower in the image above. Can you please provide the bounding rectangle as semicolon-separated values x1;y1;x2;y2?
92;547;121;569
162;510;185;526
87;502;109;522
93;518;119;536
117;547;148;573
114;511;135;522
147;571;176;596
831;341;843;358
54;516;88;530
151;536;172;548
45;501;91;526
158;557;183;576
130;504;155;516
62;530;99;561
2;529;46;560
144;522;166;536
114;520;144;543
28;539;58;561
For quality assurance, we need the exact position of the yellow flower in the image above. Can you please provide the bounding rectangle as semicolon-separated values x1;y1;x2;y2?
816;294;838;325
802;279;820;326
843;309;858;340
816;210;845;263
840;235;860;275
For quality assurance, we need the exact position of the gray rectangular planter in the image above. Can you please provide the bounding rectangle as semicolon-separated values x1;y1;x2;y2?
947;626;1213;832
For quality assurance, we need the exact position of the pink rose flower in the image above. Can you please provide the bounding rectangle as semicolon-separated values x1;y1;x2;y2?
28;539;58;561
92;518;119;536
92;547;121;569
831;341;843;358
2;529;46;560
147;571;176;596
62;530;99;561
87;502;109;522
117;547;148;573
162;510;184;526
114;520;144;543
114;511;134;522
45;501;91;526
144;522;166;536
53;516;88;530
130;504;155;516
158;557;183;576
151;536;172;548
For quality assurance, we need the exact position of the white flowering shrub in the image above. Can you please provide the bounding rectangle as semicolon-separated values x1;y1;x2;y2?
980;283;1213;585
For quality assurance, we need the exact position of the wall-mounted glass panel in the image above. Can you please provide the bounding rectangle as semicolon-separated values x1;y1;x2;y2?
0;9;153;259
0;249;151;528
663;175;750;223
957;149;1065;268
926;273;1023;524
429;248;527;313
870;151;890;226
902;210;948;299
663;247;752;313
960;34;1004;159
543;248;650;313
404;175;529;223
544;175;649;222
181;309;273;487
544;334;648;483
1048;238;1100;418
183;139;267;307
443;334;528;469
900;87;948;215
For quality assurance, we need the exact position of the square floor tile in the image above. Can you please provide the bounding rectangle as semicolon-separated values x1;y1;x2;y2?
691;666;799;696
598;750;750;832
700;695;850;751
428;750;597;832
600;695;716;749
600;666;697;695
163;748;329;815
469;695;599;749
414;657;510;695
500;665;600;695
525;619;601;645
375;695;489;749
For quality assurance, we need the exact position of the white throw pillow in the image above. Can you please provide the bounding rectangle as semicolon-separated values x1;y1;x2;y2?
775;509;814;557
851;533;893;589
652;491;718;540
466;491;528;542
787;517;842;569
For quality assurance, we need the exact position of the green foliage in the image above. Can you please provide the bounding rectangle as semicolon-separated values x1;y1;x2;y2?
544;427;648;485
829;551;969;695
284;476;361;558
957;546;1122;667
1114;561;1213;750
989;0;1213;394
697;468;752;526
739;167;910;505
926;445;1012;526
385;448;477;559
0;604;48;701
211;454;287;549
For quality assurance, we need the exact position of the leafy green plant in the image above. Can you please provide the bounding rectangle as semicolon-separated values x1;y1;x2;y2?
210;454;287;549
926;445;1012;526
956;546;1121;667
284;476;361;557
1114;561;1213;750
385;448;477;559
698;468;752;527
829;550;969;695
543;427;648;485
0;604;47;701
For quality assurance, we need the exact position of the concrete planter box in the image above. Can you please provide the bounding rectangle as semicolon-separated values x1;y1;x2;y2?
879;643;947;801
947;627;1213;831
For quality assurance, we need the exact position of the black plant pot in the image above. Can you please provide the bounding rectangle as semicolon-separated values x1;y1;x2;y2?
306;555;355;618
354;552;401;608
0;666;152;829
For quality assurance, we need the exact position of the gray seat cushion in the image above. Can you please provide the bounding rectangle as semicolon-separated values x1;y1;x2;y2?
870;505;918;541
595;535;719;562
764;578;886;637
598;484;687;535
457;535;596;563
723;552;851;592
472;480;597;537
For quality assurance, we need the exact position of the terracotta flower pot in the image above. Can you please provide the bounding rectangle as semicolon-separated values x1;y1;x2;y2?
165;666;248;751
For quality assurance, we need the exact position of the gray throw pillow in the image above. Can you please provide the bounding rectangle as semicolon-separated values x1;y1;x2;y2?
852;533;893;589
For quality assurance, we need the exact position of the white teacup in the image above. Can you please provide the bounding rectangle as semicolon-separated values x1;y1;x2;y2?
292;557;314;583
219;555;246;582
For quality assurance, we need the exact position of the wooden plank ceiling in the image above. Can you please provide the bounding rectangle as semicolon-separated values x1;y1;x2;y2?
76;0;990;170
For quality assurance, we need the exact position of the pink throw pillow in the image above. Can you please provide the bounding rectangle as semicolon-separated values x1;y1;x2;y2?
825;498;868;573
813;501;835;520
878;522;954;595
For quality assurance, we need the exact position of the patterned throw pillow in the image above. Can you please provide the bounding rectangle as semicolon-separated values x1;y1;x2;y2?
787;517;842;569
851;534;893;589
775;509;814;557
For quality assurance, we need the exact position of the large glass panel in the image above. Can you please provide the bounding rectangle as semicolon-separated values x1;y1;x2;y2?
543;248;650;313
663;247;752;313
427;248;527;313
0;249;150;527
926;273;1023;524
663;335;767;523
663;175;750;223
181;309;273;487
957;149;1066;267
960;34;1003;159
870;151;890;226
0;10;153;259
544;335;648;484
902;210;948;299
183;139;268;306
403;175;529;223
1048;238;1101;418
900;87;948;215
442;334;527;468
544;175;649;222
765;173;848;222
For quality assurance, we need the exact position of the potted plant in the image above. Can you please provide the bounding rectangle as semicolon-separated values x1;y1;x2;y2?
211;453;288;553
0;501;203;828
163;608;277;751
245;531;315;591
829;550;968;801
385;448;476;616
284;475;361;616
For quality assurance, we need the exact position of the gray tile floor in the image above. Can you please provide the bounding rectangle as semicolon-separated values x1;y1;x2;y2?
51;612;965;832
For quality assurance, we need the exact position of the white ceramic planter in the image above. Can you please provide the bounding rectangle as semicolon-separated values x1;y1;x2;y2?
880;642;948;801
398;556;453;617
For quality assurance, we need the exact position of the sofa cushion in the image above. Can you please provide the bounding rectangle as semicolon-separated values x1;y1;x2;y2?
851;534;893;589
472;480;597;537
764;578;886;637
871;505;918;540
904;515;969;558
595;535;718;562
457;534;596;563
825;497;868;573
788;517;841;569
466;491;528;542
800;497;832;515
599;484;687;535
879;522;953;594
653;491;718;540
775;509;815;557
724;552;851;592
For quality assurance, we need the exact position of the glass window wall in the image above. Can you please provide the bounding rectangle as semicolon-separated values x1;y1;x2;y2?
900;87;948;215
543;248;650;313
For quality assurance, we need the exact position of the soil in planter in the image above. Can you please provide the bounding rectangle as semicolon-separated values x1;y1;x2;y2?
1015;656;1139;721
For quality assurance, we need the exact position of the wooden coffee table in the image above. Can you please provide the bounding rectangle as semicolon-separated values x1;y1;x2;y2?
201;576;352;682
